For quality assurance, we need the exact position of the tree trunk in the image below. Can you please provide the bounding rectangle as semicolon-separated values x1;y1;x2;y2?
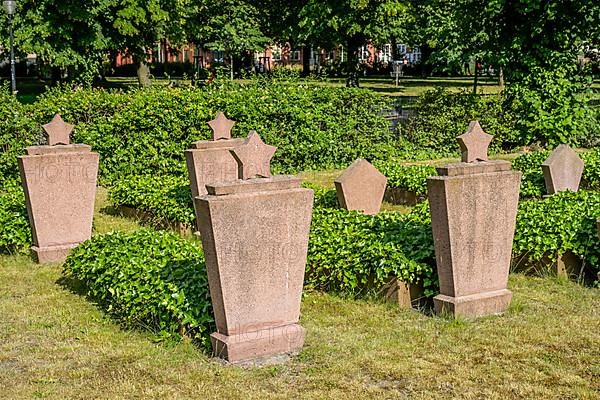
473;59;479;94
301;46;311;77
498;66;505;89
134;55;152;87
345;36;362;88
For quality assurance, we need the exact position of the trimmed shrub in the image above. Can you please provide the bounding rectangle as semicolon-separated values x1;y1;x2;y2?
109;175;195;227
306;203;437;297
63;229;213;344
514;190;600;273
374;162;436;196
0;183;31;253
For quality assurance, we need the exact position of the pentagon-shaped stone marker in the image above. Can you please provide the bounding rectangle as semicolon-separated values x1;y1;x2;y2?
541;145;584;195
334;159;387;215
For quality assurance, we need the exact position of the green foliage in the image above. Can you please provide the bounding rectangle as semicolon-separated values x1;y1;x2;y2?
63;229;213;343
511;151;550;198
404;88;518;152
0;183;31;254
302;182;339;209
0;87;38;186
306;204;437;297
11;82;404;182
374;162;436;196
514;191;600;272
504;67;593;147
108;175;195;227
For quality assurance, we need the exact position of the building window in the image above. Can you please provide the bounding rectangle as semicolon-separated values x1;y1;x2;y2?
272;47;282;61
291;50;300;61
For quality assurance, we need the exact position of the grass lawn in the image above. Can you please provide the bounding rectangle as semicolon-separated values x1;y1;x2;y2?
1;188;599;399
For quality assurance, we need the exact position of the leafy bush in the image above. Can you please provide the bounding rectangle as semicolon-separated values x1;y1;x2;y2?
306;204;437;297
514;191;600;272
374;162;436;196
0;183;31;253
0;87;39;186
302;182;338;209
109;175;195;227
404;87;518;152
9;81;414;183
63;229;213;344
511;151;550;198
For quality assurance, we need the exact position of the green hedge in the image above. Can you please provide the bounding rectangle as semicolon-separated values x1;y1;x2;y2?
306;203;436;297
63;229;213;344
514;191;600;272
4;81;435;185
374;162;436;196
0;183;31;253
109;175;195;227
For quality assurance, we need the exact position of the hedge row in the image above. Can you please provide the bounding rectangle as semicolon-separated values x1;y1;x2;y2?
0;183;31;253
373;148;600;200
62;229;213;344
1;81;443;186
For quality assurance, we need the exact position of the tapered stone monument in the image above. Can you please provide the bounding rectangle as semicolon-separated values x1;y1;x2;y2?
185;112;244;199
18;114;99;263
195;130;314;364
427;121;521;318
541;145;584;195
334;159;387;215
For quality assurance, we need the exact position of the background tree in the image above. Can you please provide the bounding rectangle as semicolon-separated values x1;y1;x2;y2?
298;0;408;87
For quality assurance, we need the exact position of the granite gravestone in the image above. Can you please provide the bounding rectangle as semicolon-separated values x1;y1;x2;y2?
541;145;584;195
334;159;387;215
18;114;99;263
195;130;314;364
427;121;521;318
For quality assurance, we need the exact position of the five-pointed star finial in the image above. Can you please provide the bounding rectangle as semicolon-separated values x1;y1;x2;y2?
231;131;277;179
207;112;236;141
457;121;493;163
43;114;74;146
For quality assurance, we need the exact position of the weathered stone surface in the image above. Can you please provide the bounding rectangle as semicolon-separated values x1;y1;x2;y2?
334;159;387;215
208;111;236;141
231;131;277;180
427;125;521;318
196;176;314;364
18;141;99;264
541;145;584;194
185;138;244;198
185;112;243;225
42;114;74;146
457;121;493;163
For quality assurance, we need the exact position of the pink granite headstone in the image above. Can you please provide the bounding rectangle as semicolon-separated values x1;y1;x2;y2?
541;145;584;195
18;114;99;263
334;159;387;215
427;121;521;318
195;130;314;364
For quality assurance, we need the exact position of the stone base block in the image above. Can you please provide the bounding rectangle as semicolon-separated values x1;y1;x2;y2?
31;244;79;264
434;289;512;318
211;324;305;364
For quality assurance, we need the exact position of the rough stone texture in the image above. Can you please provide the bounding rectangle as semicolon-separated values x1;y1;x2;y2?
18;144;99;263
185;138;244;198
196;176;314;364
457;121;493;163
541;145;584;195
208;112;236;141
380;278;424;309
427;160;521;318
231;131;277;180
42;114;74;146
334;159;387;215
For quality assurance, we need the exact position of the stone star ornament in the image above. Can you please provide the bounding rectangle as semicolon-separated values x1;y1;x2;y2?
231;131;277;180
42;114;74;146
457;121;493;163
207;112;236;141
